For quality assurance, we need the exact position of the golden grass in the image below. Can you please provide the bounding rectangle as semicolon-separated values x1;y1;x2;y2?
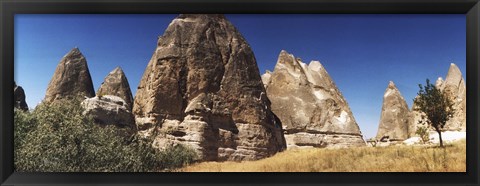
181;140;465;172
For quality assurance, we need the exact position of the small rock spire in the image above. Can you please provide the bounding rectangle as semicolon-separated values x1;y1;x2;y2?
376;81;410;141
97;66;134;110
44;47;95;104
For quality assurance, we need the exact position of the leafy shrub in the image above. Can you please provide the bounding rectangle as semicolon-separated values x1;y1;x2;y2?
14;109;37;152
415;126;430;144
14;99;197;172
158;144;198;170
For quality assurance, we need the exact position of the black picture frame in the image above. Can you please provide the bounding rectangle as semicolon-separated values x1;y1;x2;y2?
1;0;479;185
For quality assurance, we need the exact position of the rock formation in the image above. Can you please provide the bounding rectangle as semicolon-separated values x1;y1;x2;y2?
409;63;466;136
261;70;272;88
408;96;423;138
133;14;286;161
14;81;29;111
44;47;95;104
435;77;444;88
82;95;135;130
439;63;466;131
262;50;365;148
97;67;134;110
375;81;410;141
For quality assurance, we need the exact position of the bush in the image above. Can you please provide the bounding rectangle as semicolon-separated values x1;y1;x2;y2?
14;109;37;153
415;126;430;144
14;99;197;172
158;144;198;170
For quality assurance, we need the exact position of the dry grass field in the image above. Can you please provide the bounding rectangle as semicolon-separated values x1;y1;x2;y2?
181;140;466;172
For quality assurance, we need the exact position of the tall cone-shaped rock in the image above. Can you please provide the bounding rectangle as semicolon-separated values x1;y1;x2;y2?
441;63;466;131
262;50;365;148
133;14;286;161
376;81;410;141
409;63;466;136
44;48;95;104
97;67;134;110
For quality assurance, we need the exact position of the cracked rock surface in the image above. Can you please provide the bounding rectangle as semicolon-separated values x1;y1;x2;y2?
133;14;286;161
97;67;134;110
262;50;365;148
376;81;410;141
44;48;95;104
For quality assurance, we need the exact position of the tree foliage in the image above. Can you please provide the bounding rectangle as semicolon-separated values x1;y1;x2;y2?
415;126;430;144
413;79;454;147
14;99;197;172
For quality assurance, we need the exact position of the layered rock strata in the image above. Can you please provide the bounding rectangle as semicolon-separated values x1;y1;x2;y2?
82;95;135;130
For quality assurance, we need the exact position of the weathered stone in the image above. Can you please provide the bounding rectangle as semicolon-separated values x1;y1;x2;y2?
375;81;410;141
262;50;365;149
133;14;286;161
44;48;95;104
285;132;366;149
409;63;466;136
435;77;444;88
440;63;466;131
97;67;134;110
409;97;426;137
261;70;272;88
81;95;135;130
14;81;29;111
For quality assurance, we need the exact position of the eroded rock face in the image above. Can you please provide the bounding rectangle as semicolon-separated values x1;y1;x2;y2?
44;48;95;104
133;14;286;161
376;81;410;141
261;70;272;88
409;96;425;137
14;81;29;111
97;67;134;110
440;63;466;131
263;50;365;148
409;63;466;136
82;95;135;130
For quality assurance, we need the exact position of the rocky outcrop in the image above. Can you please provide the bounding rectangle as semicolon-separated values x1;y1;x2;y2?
376;81;410;141
133;14;286;161
82;95;135;130
439;63;466;131
44;48;95;104
435;77;444;88
262;50;365;148
97;67;134;110
409;96;425;138
409;63;466;136
261;70;272;88
14;81;29;111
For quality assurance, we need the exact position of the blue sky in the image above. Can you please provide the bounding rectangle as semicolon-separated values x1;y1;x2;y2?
14;14;466;139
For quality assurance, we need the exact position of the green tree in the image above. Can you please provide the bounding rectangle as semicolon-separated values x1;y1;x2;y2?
415;126;430;144
413;79;454;147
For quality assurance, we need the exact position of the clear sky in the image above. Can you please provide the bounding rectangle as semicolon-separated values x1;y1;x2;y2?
15;14;466;139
